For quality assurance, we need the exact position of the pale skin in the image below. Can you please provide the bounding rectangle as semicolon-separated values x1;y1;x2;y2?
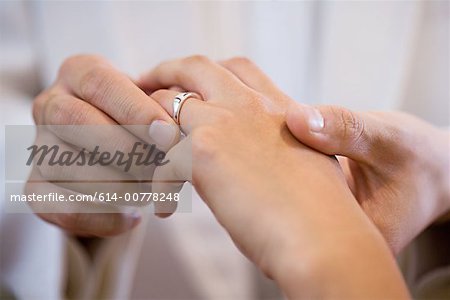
29;54;449;298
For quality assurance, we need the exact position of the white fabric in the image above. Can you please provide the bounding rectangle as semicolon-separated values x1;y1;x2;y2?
1;1;448;299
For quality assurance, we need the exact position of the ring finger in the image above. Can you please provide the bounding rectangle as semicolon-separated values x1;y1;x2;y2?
150;89;213;134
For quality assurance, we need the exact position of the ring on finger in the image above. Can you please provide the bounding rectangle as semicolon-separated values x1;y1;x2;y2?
173;92;195;125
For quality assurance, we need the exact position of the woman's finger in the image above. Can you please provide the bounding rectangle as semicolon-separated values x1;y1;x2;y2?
150;89;214;134
219;57;286;102
137;55;250;100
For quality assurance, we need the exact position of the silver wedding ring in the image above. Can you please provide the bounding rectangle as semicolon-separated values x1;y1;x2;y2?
173;92;194;125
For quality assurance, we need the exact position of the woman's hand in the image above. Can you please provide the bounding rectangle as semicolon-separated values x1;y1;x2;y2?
139;56;410;299
286;105;450;254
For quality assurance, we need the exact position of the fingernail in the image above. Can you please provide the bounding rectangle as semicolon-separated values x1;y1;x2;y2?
301;104;324;132
148;120;177;148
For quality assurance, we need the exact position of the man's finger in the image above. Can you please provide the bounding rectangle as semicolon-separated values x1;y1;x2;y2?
152;137;193;217
57;55;179;149
26;167;141;237
37;101;162;180
286;103;376;163
32;139;147;203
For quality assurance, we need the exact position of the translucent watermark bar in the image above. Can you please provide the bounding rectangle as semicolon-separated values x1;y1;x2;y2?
4;125;192;213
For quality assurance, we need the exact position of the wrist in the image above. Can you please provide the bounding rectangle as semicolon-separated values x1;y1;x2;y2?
268;224;409;299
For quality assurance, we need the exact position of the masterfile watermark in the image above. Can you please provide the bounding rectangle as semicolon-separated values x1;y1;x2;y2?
26;142;169;172
4;125;193;213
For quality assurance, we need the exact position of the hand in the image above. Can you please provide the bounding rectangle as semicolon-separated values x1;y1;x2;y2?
286;104;450;253
28;55;180;237
138;56;409;298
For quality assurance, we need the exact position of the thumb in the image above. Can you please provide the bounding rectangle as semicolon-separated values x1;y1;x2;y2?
286;103;374;163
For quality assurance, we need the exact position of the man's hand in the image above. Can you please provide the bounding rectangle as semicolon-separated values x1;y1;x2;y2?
28;55;179;237
286;104;450;253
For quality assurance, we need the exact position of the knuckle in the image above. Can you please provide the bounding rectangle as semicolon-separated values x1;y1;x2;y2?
43;94;64;124
335;107;365;146
45;96;89;125
59;54;105;78
59;56;79;77
183;55;211;66
32;91;50;124
228;56;254;67
79;65;114;101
